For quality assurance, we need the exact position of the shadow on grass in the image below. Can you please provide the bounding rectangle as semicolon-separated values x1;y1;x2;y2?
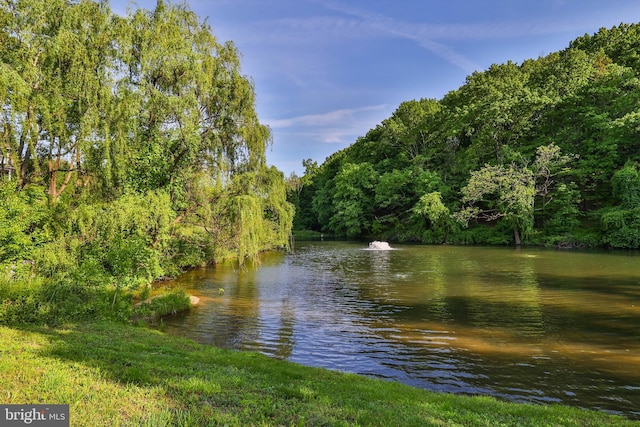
15;322;635;426
25;322;429;426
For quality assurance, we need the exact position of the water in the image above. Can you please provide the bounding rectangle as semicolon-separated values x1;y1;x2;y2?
161;241;640;418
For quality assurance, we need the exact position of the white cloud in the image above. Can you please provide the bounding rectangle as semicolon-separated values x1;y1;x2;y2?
265;104;389;143
272;1;485;73
261;0;621;74
317;0;599;41
265;104;386;128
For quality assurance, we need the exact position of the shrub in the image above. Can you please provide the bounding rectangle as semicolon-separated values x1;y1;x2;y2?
0;183;50;264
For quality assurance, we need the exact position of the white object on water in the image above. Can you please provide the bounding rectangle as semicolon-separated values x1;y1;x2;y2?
367;241;394;250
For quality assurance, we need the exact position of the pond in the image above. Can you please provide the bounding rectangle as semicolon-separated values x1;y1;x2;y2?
162;241;640;418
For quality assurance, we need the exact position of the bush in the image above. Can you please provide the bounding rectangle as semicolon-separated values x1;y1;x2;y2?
601;207;640;248
449;221;513;245
0;183;50;264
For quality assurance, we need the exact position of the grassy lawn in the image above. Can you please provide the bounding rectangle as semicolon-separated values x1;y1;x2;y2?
0;322;636;426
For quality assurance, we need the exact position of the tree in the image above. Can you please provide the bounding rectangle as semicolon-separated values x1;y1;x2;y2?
373;168;443;240
1;0;114;200
570;23;640;71
111;3;271;201
287;159;321;231
601;161;640;248
328;162;378;237
455;143;572;245
0;0;293;265
295;24;640;247
529;61;640;210
413;192;455;243
455;164;535;245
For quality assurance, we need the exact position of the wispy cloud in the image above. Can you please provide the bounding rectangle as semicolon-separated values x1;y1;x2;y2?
265;104;389;143
265;105;383;128
317;0;595;41
254;0;605;74
393;30;482;74
277;1;484;73
308;2;467;72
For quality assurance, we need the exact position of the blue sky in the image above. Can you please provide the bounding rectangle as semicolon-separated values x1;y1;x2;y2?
111;1;640;176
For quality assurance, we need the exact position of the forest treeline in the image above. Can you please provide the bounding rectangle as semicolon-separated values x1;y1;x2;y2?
0;0;293;323
291;23;640;248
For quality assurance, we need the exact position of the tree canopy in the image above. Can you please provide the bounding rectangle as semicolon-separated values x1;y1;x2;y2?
294;23;640;248
0;0;293;323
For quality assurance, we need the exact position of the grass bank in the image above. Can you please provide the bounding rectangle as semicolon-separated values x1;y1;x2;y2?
0;322;636;427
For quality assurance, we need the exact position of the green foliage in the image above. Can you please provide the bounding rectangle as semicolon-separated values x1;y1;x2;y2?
0;183;49;263
298;25;640;247
193;166;294;262
456;163;536;244
131;290;191;325
601;162;640;248
601;208;640;248
449;221;514;246
612;161;640;209
53;191;174;289
329;162;378;237
570;23;640;70
454;143;575;245
413;192;457;243
540;183;582;239
0;0;293;324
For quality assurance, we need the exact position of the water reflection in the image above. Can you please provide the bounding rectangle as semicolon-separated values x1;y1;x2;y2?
163;242;640;419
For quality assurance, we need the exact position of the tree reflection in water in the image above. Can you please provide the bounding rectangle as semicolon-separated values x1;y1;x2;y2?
163;242;640;419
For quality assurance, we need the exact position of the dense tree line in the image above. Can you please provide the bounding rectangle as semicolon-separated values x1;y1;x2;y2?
0;0;293;323
291;24;640;248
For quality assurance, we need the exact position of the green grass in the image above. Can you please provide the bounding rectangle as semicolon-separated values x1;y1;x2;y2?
131;290;192;325
0;322;637;426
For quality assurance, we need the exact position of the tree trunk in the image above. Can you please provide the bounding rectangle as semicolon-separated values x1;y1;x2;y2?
514;227;522;246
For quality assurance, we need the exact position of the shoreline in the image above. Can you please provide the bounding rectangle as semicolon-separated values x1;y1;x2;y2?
1;321;635;426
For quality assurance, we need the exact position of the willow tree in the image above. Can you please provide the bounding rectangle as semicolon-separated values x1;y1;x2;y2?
179;165;293;263
109;1;290;260
1;0;293;266
110;3;261;188
601;161;640;248
0;0;114;200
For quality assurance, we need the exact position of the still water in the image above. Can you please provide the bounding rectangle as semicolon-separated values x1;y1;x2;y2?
162;241;640;418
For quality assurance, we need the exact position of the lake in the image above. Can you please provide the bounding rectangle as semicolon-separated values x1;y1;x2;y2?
162;241;640;418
